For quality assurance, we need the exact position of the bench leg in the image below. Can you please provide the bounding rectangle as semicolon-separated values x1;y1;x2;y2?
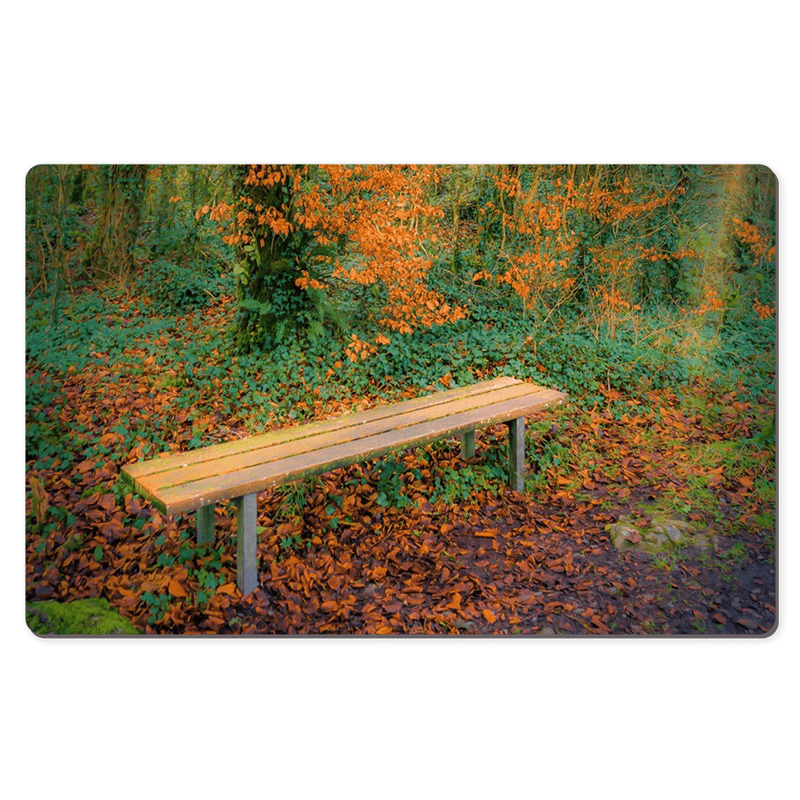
460;430;476;460
506;417;525;492
196;504;215;545
235;493;259;595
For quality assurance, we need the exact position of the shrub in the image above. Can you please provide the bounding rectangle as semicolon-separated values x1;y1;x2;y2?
138;259;232;314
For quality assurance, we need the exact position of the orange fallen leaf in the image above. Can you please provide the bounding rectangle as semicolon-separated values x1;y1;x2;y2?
482;609;497;623
591;616;610;633
100;519;125;538
97;494;116;512
168;578;187;598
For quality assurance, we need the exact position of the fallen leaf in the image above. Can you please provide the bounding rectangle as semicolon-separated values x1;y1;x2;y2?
97;494;116;512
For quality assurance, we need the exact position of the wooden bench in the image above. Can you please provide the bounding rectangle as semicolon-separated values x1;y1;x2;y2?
121;377;567;594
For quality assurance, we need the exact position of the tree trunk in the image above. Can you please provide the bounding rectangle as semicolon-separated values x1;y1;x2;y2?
231;165;311;352
82;164;147;282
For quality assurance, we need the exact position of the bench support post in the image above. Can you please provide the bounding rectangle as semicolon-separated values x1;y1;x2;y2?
506;417;525;492
460;430;476;460
196;505;215;545
236;493;258;595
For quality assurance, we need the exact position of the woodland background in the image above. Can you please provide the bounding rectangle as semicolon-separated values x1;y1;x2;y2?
25;163;775;635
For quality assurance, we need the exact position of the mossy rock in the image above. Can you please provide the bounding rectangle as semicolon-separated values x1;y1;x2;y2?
26;598;139;635
607;515;716;555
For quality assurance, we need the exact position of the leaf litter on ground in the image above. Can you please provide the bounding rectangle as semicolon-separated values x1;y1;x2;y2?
25;294;776;634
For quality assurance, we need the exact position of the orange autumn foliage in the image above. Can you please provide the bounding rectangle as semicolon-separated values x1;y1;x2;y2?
296;165;467;335
476;170;693;328
695;288;725;316
199;165;467;340
752;300;774;320
731;216;775;320
732;217;775;268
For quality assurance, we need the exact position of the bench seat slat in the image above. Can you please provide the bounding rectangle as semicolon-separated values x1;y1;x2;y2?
134;381;546;497
123;376;520;482
138;386;565;514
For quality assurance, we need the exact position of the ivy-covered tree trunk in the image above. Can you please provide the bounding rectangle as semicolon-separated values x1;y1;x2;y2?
25;165;72;321
231;165;311;352
82;164;147;281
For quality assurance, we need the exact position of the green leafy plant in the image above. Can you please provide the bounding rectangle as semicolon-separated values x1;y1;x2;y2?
141;591;172;625
429;464;500;506
137;259;230;314
193;568;222;603
280;532;306;553
375;456;413;509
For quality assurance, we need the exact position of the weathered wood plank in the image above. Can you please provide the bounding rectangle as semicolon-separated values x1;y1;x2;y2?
155;387;566;514
122;376;520;482
134;381;545;497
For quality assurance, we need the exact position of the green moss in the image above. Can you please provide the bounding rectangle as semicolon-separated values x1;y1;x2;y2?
26;598;139;635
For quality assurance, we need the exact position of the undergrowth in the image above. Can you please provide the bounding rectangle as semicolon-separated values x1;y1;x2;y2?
25;273;775;479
